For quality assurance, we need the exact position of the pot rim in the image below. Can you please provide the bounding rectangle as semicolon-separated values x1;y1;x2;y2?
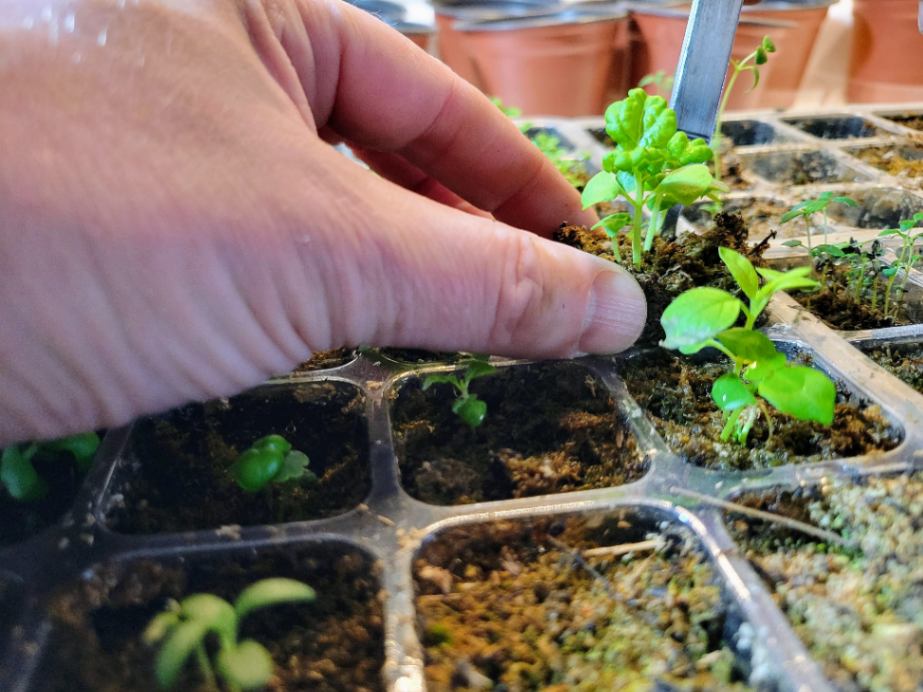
455;6;628;31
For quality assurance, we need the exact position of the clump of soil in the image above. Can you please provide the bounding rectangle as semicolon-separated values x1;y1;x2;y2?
728;472;923;691
415;512;752;690
850;144;923;188
864;343;923;393
0;448;92;546
41;545;384;691
291;349;356;373
682;198;790;242
555;211;769;346
391;362;646;505
620;350;900;470
107;382;370;533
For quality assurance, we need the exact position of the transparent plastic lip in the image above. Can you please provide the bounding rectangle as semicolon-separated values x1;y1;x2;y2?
2;106;923;692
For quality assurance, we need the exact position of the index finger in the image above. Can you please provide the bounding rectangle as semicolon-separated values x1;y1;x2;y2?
250;0;596;234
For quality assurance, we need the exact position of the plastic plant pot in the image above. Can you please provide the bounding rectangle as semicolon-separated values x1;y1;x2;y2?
849;0;923;104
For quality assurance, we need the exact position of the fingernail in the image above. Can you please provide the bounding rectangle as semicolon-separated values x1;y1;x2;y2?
579;269;647;354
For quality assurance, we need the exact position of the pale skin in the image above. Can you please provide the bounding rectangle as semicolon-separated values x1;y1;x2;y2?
0;0;653;445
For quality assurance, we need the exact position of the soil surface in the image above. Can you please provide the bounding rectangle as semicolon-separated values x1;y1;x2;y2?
0;448;92;546
748;150;853;186
883;114;923;133
682;198;791;243
789;264;923;330
620;350;900;471
415;512;752;690
291;349;357;373
556;211;769;347
42;545;384;691
849;144;923;188
107;382;370;533
728;472;923;691
864;343;923;393
391;362;646;505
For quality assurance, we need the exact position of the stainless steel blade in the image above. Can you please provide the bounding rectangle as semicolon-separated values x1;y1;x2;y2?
918;0;922;33
669;0;745;141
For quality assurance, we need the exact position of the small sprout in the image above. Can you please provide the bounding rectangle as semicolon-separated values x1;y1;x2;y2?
781;192;858;249
144;578;315;690
660;247;836;445
422;356;495;428
491;96;522;120
1;432;100;502
877;211;923;317
637;70;674;95
582;89;724;267
711;36;777;184
229;434;314;492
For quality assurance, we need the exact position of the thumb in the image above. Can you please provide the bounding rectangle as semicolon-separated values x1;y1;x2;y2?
296;150;647;359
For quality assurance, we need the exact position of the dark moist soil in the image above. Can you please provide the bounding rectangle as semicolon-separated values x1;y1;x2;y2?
41;545;384;691
849;144;923;188
864;343;923;393
391;362;646;505
106;382;370;533
682;198;791;242
620;350;900;471
884;113;923;133
0;449;91;546
555;211;770;347
291;349;357;373
414;511;752;690
788;265;922;330
727;472;923;691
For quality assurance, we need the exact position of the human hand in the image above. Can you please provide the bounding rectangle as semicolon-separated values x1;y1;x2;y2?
0;0;645;444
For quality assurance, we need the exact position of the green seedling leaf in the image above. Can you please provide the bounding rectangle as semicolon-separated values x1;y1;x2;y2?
711;373;756;412
581;171;621;208
1;445;47;501
273;450;310;484
44;432;100;472
154;620;209;689
234;578;316;621
463;359;495;381
758;366;836;425
592;212;632;238
832;196;858;207
216;640;274;690
251;434;292;458
744;352;787;384
230;448;284;493
715;328;778;362
811;243;847;258
143;609;181;645
660;287;741;351
653;164;717;206
452;396;488;428
180;594;236;645
782;239;805;248
881;266;900;278
718;246;759;300
421;374;460;391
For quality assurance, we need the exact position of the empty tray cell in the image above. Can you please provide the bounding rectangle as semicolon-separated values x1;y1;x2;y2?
824;187;923;229
782;115;884;140
846;142;923;188
391;361;647;505
104;381;371;533
859;340;923;394
880;112;923;132
720;119;791;147
37;543;384;691
680;196;791;241
742;149;865;185
587;126;612;146
415;508;755;690
727;472;923;691
619;348;901;471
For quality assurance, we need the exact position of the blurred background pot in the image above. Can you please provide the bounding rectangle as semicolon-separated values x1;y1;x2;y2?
433;0;561;83
394;21;436;51
848;0;923;103
454;6;630;116
629;1;833;110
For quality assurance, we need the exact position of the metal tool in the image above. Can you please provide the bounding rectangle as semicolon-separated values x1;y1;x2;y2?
670;0;746;141
918;0;922;33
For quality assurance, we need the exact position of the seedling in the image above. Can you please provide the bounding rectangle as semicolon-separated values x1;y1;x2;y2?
229;434;314;493
660;247;836;445
581;88;724;267
878;212;923;317
143;578;316;690
781;192;858;249
637;70;674;96
422;356;495;428
711;36;776;184
1;432;100;502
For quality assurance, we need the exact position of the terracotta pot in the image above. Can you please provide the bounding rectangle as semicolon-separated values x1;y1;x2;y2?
394;21;435;52
849;0;923;103
433;0;560;84
629;2;832;110
454;8;630;116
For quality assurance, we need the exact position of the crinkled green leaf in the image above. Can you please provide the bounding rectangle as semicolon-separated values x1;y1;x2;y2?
660;287;741;350
718;246;759;300
216;640;274;690
234;578;315;622
711;373;757;412
758;366;836;425
273;450;310;484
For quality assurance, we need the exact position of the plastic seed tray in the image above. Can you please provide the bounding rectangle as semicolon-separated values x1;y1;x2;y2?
2;106;922;692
